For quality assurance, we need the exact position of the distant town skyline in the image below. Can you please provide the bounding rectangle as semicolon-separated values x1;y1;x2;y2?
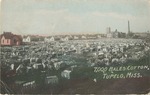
1;0;150;35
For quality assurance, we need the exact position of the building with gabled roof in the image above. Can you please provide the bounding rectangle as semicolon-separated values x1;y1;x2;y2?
0;32;22;46
44;36;55;42
23;35;40;43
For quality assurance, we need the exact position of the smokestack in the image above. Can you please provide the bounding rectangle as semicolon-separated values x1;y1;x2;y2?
128;20;130;34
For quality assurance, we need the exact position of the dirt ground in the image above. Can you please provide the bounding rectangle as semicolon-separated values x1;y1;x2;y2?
2;72;149;94
53;77;150;94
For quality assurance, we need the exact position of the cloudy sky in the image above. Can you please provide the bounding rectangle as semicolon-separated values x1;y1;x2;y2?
1;0;150;35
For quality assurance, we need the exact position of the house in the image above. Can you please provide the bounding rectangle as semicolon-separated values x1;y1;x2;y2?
23;35;39;42
23;36;31;42
97;35;102;39
0;32;22;46
133;32;149;38
87;35;97;39
73;36;79;40
44;36;55;42
61;36;69;41
81;35;87;39
44;36;61;42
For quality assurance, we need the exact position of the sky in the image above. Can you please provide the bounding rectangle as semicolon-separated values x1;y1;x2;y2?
1;0;150;35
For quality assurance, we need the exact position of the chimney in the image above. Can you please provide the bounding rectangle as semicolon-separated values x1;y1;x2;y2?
128;21;130;34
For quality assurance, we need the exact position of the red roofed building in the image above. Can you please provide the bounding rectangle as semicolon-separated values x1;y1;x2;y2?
0;32;22;46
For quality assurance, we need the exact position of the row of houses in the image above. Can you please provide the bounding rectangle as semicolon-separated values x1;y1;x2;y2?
23;31;126;43
22;32;149;43
0;32;105;46
0;30;135;46
23;34;104;43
